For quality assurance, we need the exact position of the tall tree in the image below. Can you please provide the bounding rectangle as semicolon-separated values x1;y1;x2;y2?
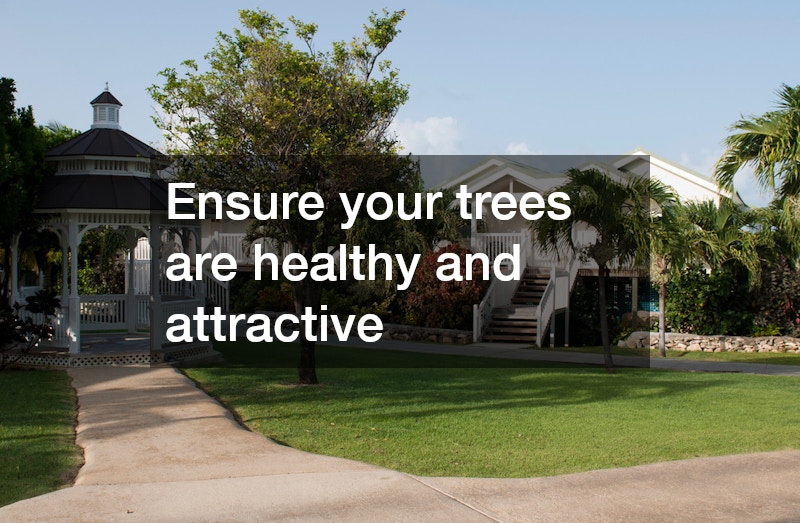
0;79;51;303
716;83;800;206
530;168;654;371
649;185;683;357
149;9;414;384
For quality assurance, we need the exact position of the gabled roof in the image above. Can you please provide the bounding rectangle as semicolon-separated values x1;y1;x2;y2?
45;128;164;159
90;91;122;106
619;147;743;205
437;155;558;193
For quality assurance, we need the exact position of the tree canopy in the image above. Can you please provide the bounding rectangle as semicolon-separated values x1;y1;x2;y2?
716;83;800;205
0;79;80;303
149;9;415;383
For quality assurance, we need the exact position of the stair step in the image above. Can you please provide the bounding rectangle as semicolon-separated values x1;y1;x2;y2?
487;327;537;335
490;320;538;327
483;334;536;342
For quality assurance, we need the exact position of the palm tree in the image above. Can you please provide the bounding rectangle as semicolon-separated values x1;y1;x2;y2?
649;187;684;357
682;199;762;282
531;168;654;371
716;83;800;204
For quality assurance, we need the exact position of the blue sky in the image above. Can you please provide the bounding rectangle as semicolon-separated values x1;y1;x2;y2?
3;1;798;205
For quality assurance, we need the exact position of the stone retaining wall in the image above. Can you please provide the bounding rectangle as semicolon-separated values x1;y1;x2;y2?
253;312;473;345
623;331;800;353
380;323;473;345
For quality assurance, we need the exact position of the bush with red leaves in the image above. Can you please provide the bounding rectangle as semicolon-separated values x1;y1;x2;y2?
404;244;489;330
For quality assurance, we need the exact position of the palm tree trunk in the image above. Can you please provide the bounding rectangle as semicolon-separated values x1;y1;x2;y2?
597;266;614;372
658;282;667;357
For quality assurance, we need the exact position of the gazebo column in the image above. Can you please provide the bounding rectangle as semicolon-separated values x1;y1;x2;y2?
60;240;68;302
125;229;138;334
149;217;163;351
194;227;207;306
67;216;80;354
9;232;20;306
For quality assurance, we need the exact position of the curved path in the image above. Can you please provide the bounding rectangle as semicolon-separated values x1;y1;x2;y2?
2;366;799;522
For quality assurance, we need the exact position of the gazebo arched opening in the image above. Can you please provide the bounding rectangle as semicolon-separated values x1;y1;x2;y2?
7;88;220;365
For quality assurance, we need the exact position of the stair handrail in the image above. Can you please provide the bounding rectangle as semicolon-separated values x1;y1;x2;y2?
534;251;580;347
534;269;555;347
472;276;497;342
202;267;230;312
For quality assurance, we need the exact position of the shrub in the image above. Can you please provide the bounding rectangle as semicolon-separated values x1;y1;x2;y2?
230;278;293;313
256;282;294;312
1;290;61;369
751;257;800;336
404;244;489;330
666;267;752;336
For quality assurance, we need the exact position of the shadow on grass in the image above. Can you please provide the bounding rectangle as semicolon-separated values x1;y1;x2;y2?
192;341;727;423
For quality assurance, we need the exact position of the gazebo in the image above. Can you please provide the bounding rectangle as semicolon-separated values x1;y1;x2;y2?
8;88;217;365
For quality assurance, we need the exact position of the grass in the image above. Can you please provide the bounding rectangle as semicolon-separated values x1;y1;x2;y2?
185;341;800;478
0;369;83;507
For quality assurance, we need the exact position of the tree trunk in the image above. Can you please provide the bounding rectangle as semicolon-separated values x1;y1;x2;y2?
658;282;667;358
597;266;614;372
294;279;321;385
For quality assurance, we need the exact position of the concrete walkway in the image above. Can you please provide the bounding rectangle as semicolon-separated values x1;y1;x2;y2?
1;363;800;522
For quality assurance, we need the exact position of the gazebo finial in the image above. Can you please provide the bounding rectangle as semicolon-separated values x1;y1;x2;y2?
104;81;109;91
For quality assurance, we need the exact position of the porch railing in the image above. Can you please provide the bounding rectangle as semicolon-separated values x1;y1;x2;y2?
471;232;529;268
534;253;580;347
473;279;497;343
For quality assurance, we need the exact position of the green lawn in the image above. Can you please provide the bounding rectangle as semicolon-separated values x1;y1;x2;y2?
0;370;83;507
185;342;800;478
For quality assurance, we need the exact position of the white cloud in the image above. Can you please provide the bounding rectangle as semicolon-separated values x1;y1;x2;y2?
505;141;542;155
679;149;720;179
679;149;772;207
391;116;461;155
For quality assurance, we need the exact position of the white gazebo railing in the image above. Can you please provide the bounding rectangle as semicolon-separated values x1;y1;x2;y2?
79;294;127;329
161;298;202;339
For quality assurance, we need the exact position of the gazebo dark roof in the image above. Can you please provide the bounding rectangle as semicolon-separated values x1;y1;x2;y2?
90;91;122;106
45;128;164;159
36;175;194;213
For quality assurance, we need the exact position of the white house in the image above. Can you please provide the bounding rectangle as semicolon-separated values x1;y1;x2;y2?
433;152;736;345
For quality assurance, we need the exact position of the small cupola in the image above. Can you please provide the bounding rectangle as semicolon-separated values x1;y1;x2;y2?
90;83;123;130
